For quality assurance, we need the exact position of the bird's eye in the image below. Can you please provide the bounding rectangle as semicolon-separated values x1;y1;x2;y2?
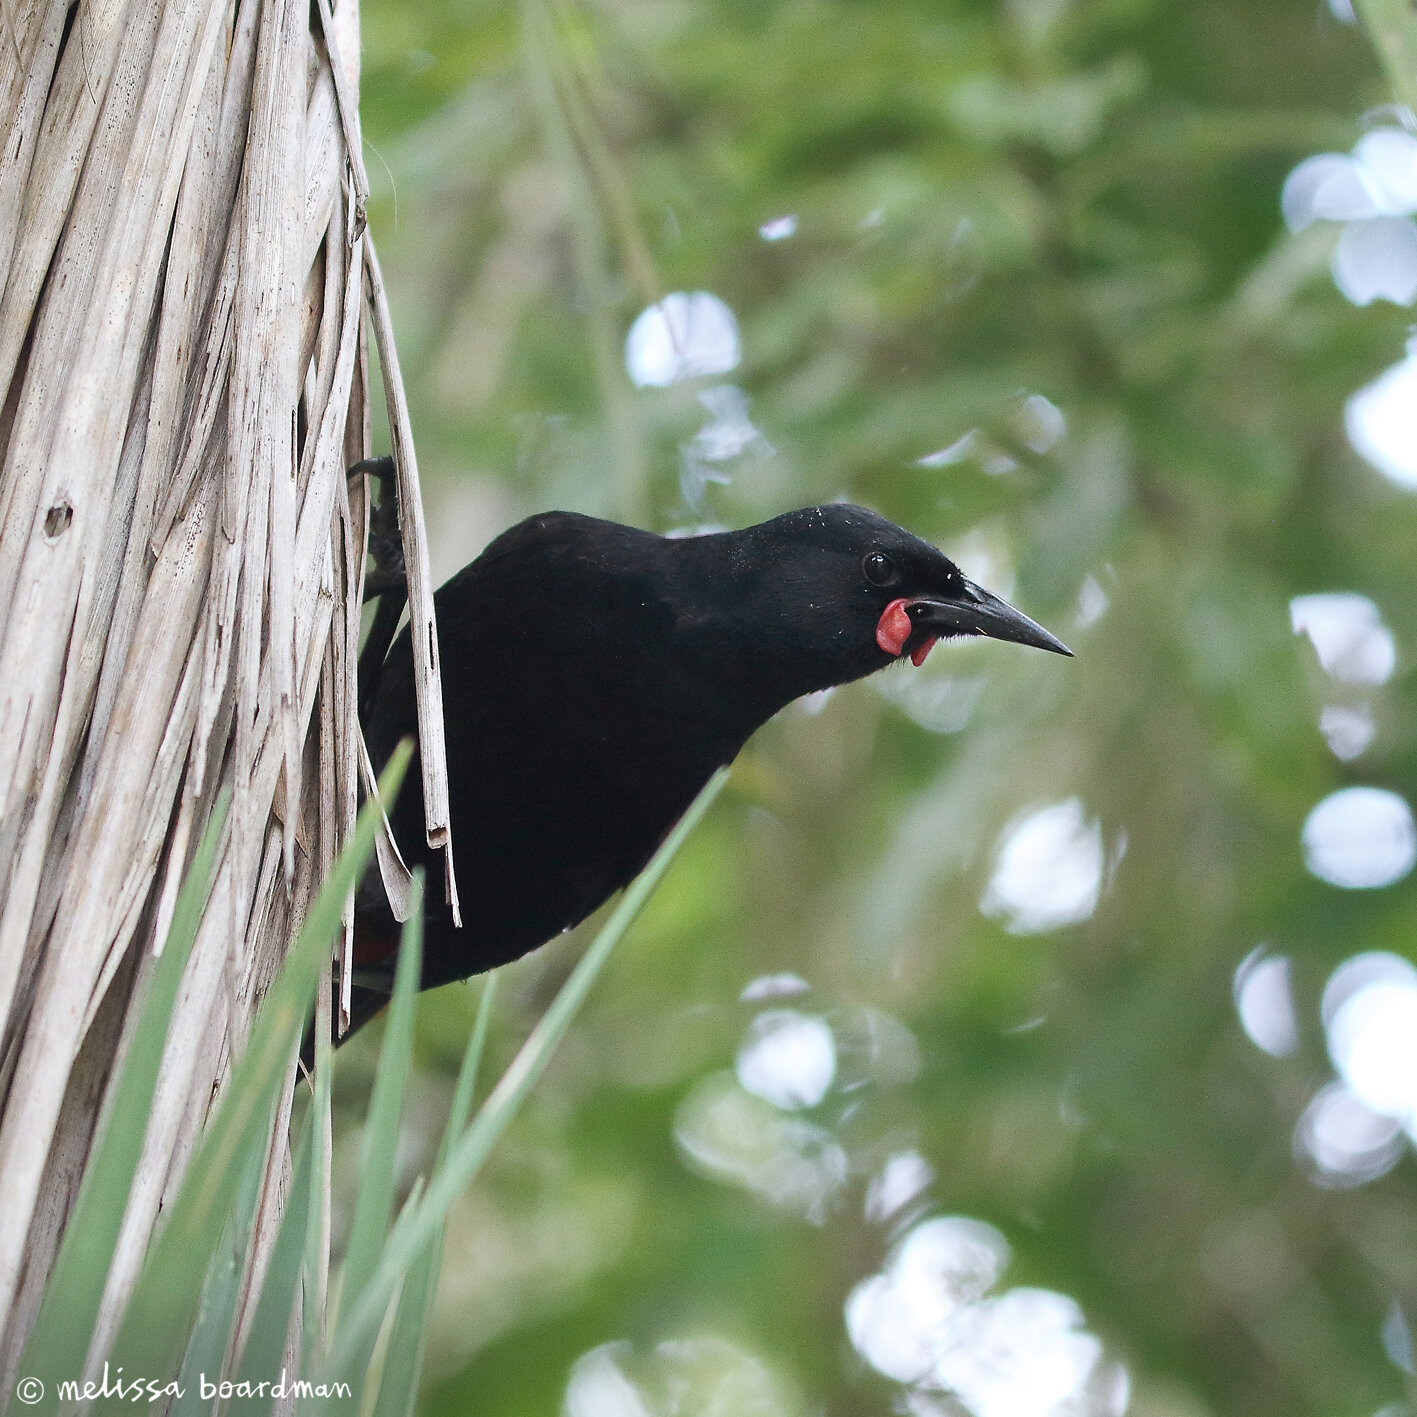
862;551;900;587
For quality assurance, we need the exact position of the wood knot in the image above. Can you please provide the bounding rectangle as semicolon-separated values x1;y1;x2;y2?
43;501;73;540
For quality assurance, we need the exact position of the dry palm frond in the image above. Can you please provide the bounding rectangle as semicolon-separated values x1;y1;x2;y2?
0;0;452;1381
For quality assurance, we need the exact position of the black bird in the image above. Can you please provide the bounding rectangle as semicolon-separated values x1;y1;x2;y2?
350;493;1070;1028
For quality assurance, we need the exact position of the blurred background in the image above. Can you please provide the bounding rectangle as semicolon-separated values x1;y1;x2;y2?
340;0;1417;1412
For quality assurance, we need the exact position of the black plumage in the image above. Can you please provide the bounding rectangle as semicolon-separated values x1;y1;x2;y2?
351;501;1069;1026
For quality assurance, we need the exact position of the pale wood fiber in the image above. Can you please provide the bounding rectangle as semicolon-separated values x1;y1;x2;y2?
0;0;453;1382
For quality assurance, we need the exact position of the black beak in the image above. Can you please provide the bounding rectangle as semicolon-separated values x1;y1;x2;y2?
908;580;1073;656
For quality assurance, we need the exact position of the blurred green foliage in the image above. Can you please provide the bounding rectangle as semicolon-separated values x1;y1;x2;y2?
346;0;1417;1413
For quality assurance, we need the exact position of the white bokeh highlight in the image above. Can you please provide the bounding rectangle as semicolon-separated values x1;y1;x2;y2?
674;1073;848;1224
981;799;1104;934
1283;129;1417;307
1295;1080;1404;1187
1302;787;1416;889
740;973;812;1002
625;292;741;388
735;1010;837;1110
1354;128;1417;211
1233;949;1300;1058
918;393;1066;475
1015;394;1067;454
1383;1302;1414;1375
1284;152;1380;227
936;1288;1127;1417
1075;574;1109;630
846;1217;1127;1416
1319;704;1376;761
1323;953;1417;1123
1346;347;1417;490
1288;952;1417;1188
1332;216;1417;305
565;1344;653;1417
564;1338;792;1417
1289;593;1396;685
846;1218;1010;1385
1283;133;1417;488
679;383;773;507
865;1150;935;1225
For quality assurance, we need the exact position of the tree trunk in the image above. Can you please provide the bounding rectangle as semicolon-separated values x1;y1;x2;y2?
0;0;448;1381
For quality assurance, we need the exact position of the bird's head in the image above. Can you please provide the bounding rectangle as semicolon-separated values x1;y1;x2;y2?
677;505;1071;702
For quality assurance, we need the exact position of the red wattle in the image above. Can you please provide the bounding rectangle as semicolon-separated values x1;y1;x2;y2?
911;636;938;667
876;598;913;657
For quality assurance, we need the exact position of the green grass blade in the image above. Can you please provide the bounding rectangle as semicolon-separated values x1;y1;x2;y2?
354;1280;406;1417
309;1181;422;1417
18;790;231;1404
106;744;411;1384
334;869;424;1332
367;1234;436;1417
355;1179;422;1417
439;975;498;1167
169;1143;267;1417
370;974;498;1417
230;1113;315;1416
327;767;729;1376
301;982;336;1373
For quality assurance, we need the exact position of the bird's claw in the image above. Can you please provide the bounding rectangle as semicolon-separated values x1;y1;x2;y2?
349;456;406;603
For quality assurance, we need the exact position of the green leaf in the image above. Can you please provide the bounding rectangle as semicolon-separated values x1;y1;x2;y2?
301;977;336;1374
106;743;411;1384
370;974;498;1417
326;768;729;1378
333;868;425;1336
230;1113;315;1417
441;975;498;1169
169;1142;267;1417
